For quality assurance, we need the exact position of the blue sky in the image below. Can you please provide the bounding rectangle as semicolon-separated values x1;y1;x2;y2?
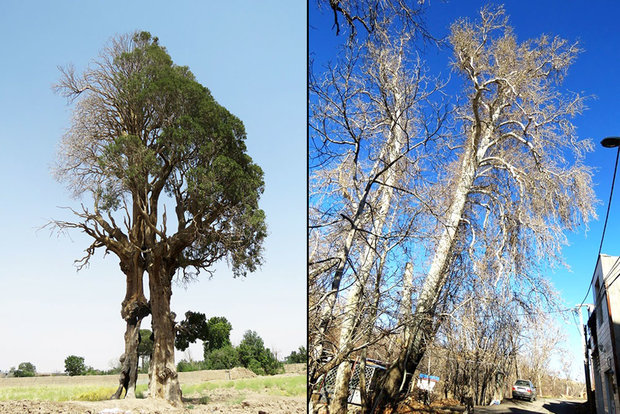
0;0;306;373
311;1;620;379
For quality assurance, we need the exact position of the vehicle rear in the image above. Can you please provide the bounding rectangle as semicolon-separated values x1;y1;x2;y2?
512;379;536;401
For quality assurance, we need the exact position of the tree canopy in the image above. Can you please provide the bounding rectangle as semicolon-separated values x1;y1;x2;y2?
54;31;266;279
64;355;86;376
174;312;232;356
285;346;307;364
10;362;36;377
238;330;283;375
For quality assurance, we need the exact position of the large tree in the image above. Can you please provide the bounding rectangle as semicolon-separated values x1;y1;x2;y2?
53;32;266;404
309;16;445;411
373;6;595;409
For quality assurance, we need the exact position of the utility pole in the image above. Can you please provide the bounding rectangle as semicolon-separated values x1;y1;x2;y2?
575;304;594;413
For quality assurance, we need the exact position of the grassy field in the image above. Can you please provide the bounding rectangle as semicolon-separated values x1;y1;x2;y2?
180;375;307;398
0;374;306;402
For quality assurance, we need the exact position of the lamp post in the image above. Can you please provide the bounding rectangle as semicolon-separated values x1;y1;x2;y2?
601;137;620;148
588;136;620;414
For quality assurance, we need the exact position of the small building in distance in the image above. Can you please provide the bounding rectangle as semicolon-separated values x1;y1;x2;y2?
587;254;620;414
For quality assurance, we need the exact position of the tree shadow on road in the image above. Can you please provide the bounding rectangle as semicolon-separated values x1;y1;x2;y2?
476;398;584;414
543;400;584;414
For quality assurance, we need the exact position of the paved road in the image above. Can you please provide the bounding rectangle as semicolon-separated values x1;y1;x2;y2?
475;398;585;414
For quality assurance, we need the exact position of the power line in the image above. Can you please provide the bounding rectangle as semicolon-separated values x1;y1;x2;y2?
578;146;620;309
597;147;620;257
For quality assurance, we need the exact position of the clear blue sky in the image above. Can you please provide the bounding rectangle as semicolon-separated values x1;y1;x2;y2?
0;0;306;373
311;1;620;380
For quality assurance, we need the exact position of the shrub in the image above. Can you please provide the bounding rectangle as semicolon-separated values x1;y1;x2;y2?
177;359;206;372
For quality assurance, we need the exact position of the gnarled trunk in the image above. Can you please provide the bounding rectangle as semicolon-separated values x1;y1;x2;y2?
112;314;144;399
112;254;149;400
147;256;182;405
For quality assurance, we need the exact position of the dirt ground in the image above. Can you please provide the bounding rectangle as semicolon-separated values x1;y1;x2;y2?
0;393;306;414
0;364;307;414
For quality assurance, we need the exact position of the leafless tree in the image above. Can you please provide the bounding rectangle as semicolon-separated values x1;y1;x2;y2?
309;18;446;411
373;6;596;409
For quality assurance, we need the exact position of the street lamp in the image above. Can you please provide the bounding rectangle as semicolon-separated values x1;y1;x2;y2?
601;137;620;148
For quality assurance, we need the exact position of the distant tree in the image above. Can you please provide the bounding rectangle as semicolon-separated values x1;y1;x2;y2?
237;330;265;366
203;317;233;355
64;355;86;376
285;346;307;364
175;311;208;351
174;311;233;362
138;329;154;371
260;348;284;375
204;345;239;370
237;330;283;375
10;362;36;377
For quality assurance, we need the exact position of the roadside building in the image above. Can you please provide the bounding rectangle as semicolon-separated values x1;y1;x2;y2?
587;254;620;414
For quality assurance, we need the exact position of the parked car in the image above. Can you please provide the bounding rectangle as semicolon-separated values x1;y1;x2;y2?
512;379;537;402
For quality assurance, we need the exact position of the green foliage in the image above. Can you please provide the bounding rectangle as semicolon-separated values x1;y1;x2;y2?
204;345;239;370
176;359;207;372
175;311;233;360
64;355;86;376
247;359;265;376
57;29;267;280
203;316;233;355
84;366;102;375
237;330;284;376
176;311;209;351
138;329;153;371
10;362;36;377
285;346;307;364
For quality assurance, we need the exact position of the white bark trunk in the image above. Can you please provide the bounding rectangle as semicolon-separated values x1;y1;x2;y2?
329;95;406;413
375;110;496;408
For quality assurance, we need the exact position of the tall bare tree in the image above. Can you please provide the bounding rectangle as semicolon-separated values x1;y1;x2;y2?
309;17;446;411
53;32;266;404
374;6;596;409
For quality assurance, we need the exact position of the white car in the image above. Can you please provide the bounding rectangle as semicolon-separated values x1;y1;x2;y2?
512;379;537;402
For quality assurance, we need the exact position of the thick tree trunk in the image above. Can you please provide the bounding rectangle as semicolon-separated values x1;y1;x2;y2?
147;257;182;405
112;256;149;400
112;316;143;399
372;120;493;411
